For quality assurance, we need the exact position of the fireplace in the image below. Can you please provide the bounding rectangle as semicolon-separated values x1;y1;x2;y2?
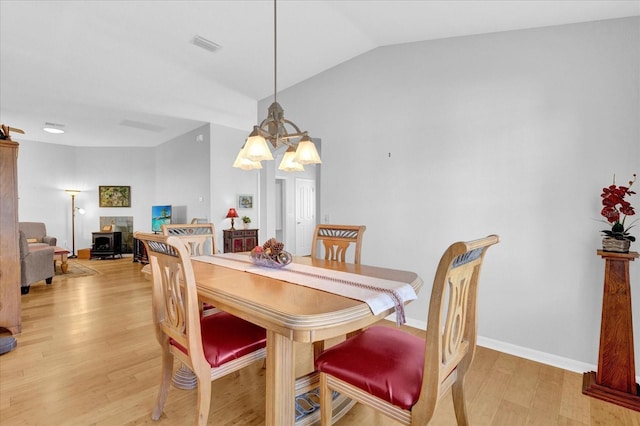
90;231;122;259
99;216;133;253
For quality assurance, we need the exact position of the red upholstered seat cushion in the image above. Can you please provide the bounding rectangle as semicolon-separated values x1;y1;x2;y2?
171;311;266;368
314;326;425;410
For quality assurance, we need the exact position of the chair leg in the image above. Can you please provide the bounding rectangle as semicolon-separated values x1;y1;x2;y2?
319;373;333;425
152;349;174;421
195;370;212;426
451;379;470;426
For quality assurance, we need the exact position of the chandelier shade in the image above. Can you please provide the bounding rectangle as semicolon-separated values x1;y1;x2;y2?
232;144;263;170
244;127;274;161
233;0;320;172
292;134;322;165
278;146;304;172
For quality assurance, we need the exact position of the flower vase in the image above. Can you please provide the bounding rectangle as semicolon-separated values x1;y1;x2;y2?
243;223;249;230
602;237;631;253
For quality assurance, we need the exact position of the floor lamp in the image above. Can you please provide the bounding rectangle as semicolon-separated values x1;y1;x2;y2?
65;189;81;258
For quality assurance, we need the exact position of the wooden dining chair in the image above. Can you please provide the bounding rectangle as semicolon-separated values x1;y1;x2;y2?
309;224;366;359
315;235;499;425
311;224;366;264
135;232;267;426
159;223;222;389
161;223;216;257
161;223;218;313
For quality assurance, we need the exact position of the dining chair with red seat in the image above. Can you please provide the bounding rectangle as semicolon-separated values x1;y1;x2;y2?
161;223;219;316
309;224;367;361
135;232;267;426
315;234;499;425
311;224;366;264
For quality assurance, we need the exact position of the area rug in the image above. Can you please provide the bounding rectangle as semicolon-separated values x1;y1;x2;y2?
55;260;98;278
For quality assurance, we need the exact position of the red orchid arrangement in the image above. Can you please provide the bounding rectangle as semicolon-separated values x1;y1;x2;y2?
601;174;637;242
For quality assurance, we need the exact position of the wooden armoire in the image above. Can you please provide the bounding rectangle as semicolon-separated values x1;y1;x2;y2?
0;138;21;334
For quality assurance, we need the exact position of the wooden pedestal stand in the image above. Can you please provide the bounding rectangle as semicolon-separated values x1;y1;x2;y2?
583;250;640;411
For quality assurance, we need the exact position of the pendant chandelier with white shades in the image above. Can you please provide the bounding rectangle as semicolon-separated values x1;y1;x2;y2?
233;0;321;172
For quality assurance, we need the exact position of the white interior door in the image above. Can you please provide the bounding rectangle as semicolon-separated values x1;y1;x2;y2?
275;178;285;243
295;178;316;255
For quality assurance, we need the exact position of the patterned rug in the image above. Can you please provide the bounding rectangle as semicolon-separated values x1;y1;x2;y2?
55;260;97;278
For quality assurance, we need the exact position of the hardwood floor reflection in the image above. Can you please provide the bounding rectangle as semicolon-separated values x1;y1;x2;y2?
1;257;639;425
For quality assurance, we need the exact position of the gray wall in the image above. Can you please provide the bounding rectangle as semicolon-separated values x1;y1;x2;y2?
14;16;640;375
211;124;262;250
155;125;211;224
262;17;640;372
17;142;154;252
16;123;212;252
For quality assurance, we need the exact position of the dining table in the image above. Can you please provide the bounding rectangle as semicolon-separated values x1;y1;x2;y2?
190;253;423;426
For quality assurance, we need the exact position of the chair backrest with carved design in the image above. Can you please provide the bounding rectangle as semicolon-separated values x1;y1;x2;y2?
161;223;216;256
162;223;218;315
315;235;498;425
311;224;366;264
134;232;267;425
137;233;206;365
412;234;499;422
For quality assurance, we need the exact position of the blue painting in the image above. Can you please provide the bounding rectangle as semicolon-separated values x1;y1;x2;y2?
151;205;172;233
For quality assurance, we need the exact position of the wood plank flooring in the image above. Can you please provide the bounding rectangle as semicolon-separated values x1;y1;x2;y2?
1;257;639;425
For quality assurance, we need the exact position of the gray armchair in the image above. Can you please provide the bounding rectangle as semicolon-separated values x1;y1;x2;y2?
19;230;55;294
18;222;57;248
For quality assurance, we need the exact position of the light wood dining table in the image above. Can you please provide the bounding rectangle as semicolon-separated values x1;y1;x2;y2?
191;255;423;426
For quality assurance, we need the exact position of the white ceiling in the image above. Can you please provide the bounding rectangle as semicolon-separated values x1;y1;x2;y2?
1;0;638;147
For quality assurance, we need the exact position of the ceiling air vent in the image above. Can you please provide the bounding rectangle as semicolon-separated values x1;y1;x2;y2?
191;35;222;53
120;120;165;133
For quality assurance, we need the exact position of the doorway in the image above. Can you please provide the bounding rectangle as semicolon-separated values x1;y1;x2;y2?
295;178;316;255
275;178;285;243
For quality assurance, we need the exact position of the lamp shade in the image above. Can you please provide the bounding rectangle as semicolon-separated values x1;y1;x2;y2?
226;208;239;219
244;127;274;161
278;146;304;172
233;146;263;170
65;189;81;197
293;135;321;165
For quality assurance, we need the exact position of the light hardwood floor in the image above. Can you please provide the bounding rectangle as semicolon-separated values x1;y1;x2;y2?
1;257;639;425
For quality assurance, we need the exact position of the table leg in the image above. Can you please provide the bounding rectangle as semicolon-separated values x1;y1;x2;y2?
266;330;295;426
60;253;69;273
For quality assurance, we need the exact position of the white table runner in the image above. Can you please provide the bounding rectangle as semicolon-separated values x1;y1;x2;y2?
192;253;418;325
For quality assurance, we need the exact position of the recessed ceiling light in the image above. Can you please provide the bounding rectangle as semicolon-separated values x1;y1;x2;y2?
43;122;65;134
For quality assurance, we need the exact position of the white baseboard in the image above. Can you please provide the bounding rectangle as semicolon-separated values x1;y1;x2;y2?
394;315;640;384
476;336;594;373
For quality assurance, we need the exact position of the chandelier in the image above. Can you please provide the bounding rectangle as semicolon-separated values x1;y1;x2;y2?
233;0;321;172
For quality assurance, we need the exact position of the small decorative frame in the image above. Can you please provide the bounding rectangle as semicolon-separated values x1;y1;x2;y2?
99;185;131;207
238;194;253;209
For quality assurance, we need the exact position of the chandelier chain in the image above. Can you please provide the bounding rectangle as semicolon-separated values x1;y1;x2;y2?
273;0;277;107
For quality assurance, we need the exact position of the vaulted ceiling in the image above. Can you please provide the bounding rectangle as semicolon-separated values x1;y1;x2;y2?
1;0;638;147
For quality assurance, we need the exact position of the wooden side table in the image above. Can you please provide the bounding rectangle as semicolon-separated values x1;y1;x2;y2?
583;250;640;411
223;229;258;253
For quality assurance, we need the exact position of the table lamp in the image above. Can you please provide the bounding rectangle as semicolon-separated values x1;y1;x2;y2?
226;208;239;230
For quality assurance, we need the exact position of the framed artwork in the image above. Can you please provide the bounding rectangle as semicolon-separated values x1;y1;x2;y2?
99;185;131;207
238;194;253;209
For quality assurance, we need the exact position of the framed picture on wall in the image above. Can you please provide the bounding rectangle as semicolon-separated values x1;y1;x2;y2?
238;194;253;209
99;185;131;207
